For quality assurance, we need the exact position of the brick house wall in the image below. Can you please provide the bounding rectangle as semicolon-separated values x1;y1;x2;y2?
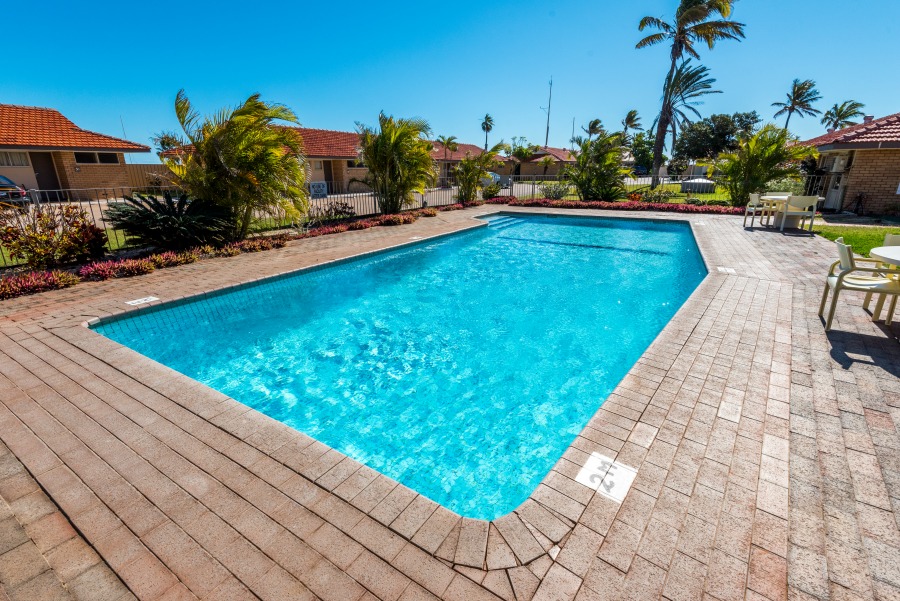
51;152;129;197
843;149;900;215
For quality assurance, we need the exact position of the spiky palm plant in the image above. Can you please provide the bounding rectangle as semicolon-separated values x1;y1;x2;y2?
772;79;822;130
456;142;507;204
160;90;308;240
821;101;866;130
481;114;494;151
538;155;557;176
566;132;630;201
357;113;436;214
636;0;745;185
716;124;816;206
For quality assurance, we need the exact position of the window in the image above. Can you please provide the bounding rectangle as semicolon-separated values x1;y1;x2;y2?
74;152;120;164
347;160;365;168
0;152;29;167
74;152;98;164
313;160;323;169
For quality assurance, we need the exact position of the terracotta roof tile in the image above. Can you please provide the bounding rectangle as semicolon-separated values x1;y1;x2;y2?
430;141;488;161
0;104;149;152
800;112;900;148
293;127;360;158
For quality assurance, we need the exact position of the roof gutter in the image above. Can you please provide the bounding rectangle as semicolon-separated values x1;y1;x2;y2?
816;141;900;152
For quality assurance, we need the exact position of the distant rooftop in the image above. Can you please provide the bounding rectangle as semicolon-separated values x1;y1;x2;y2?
0;104;149;152
800;112;900;150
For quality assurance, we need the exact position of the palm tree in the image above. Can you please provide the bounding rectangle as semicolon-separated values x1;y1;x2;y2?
582;119;604;143
162;89;308;240
456;142;507;203
656;61;721;153
772;79;822;130
717;124;816;205
636;0;745;185
356;113;436;214
481;114;494;151
436;135;459;162
436;135;458;182
622;110;642;138
821;101;866;130
538;155;556;176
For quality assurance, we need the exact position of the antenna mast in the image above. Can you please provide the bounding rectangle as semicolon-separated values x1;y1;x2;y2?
540;78;552;147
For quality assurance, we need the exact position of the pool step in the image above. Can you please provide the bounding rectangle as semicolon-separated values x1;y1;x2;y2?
488;216;522;230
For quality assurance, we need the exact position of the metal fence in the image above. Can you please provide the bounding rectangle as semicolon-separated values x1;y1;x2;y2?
0;173;843;269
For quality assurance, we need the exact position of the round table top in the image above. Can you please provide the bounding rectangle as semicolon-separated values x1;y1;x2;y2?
871;246;900;266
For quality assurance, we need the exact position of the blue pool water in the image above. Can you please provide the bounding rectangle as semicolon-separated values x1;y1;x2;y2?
93;214;706;519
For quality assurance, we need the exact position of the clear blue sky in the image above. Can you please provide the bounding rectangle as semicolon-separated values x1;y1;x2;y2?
7;0;899;162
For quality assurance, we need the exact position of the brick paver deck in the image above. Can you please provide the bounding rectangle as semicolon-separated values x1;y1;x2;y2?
0;206;897;601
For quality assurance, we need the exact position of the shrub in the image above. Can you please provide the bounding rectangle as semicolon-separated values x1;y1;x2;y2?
455;144;506;204
539;182;570;200
0;270;80;300
641;188;677;203
149;251;199;268
482;182;502;199
485;197;743;215
765;177;806;196
0;204;106;268
685;197;705;205
566;132;629;201
705;199;731;207
105;191;230;250
77;261;119;281
418;208;438;217
116;259;155;277
627;192;644;202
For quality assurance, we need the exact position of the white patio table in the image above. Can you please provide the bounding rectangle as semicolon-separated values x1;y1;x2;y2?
869;245;900;323
761;195;824;229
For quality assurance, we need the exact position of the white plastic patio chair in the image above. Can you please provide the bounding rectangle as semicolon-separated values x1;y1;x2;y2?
743;193;771;228
819;237;900;330
778;195;818;232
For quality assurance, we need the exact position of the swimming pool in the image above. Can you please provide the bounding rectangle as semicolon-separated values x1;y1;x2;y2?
93;214;706;520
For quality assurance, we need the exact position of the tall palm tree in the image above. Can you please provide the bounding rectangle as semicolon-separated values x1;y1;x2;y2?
357;113;436;214
655;61;721;152
481;114;494;151
821;101;866;130
582;119;604;142
636;0;745;185
621;110;642;138
772;79;822;130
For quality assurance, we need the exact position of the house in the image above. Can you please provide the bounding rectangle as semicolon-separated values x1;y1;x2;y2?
294;128;367;193
430;141;491;179
0;104;150;193
800;112;900;214
510;146;577;177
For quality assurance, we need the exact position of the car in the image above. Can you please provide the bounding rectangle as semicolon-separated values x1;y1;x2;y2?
0;175;28;208
480;171;501;186
632;165;649;176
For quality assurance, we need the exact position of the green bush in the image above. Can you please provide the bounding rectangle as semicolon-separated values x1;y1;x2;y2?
0;204;106;268
105;191;230;250
685;197;706;205
539;182;570;200
642;188;677;203
765;177;805;195
567;132;629;201
481;182;502;199
706;199;731;206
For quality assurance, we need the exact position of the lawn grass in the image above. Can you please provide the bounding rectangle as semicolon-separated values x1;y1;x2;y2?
813;225;900;257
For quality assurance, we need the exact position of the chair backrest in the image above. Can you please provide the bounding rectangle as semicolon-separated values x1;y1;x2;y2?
884;233;900;246
787;195;818;210
835;237;855;271
766;191;790;198
748;193;761;207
